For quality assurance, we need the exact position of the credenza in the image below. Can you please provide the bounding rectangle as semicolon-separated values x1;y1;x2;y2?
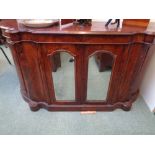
0;19;155;111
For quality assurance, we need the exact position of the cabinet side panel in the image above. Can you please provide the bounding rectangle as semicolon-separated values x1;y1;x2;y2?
15;42;49;102
120;43;148;101
8;44;27;94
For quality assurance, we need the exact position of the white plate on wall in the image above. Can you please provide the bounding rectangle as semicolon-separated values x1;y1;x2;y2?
20;19;59;28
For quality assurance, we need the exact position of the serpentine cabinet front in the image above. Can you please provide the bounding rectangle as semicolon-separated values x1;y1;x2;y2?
6;32;154;111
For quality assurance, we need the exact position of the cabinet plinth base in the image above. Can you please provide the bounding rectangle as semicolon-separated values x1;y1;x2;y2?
21;90;138;112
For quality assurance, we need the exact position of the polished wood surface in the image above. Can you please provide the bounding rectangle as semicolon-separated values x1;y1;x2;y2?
0;28;3;44
61;19;76;25
123;19;150;27
0;19;155;111
0;20;5;44
1;19;155;34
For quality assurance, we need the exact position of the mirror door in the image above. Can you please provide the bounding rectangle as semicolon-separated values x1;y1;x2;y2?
44;45;115;105
49;50;75;101
87;51;114;101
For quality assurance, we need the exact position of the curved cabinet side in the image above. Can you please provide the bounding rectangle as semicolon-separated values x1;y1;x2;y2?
7;44;27;95
11;41;50;104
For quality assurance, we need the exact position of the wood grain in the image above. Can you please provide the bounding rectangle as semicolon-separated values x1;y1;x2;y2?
0;19;155;111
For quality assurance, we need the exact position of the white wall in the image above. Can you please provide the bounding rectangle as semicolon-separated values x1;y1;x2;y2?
140;40;155;112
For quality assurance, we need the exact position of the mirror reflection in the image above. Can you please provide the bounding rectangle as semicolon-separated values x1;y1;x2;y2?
87;52;114;100
50;51;75;100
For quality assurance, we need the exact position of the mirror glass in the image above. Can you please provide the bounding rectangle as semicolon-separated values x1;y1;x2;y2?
50;51;75;100
87;52;114;100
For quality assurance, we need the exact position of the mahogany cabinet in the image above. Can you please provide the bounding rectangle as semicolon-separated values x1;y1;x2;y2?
0;20;5;44
0;19;155;111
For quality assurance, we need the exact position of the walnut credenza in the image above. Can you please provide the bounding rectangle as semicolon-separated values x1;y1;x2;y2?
0;20;155;111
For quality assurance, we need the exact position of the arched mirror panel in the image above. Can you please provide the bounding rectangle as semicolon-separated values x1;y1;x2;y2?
87;51;115;101
50;50;75;101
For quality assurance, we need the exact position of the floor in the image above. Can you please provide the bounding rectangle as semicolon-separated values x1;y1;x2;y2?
0;45;155;135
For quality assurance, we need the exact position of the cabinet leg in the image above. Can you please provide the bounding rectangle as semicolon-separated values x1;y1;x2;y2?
122;103;132;111
30;105;40;112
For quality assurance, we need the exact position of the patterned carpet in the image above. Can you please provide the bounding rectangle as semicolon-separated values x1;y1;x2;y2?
0;45;155;135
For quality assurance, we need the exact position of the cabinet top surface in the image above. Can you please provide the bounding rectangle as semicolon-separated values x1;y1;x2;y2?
1;19;155;35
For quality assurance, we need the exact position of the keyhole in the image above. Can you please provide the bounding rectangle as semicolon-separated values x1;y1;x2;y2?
69;57;74;62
